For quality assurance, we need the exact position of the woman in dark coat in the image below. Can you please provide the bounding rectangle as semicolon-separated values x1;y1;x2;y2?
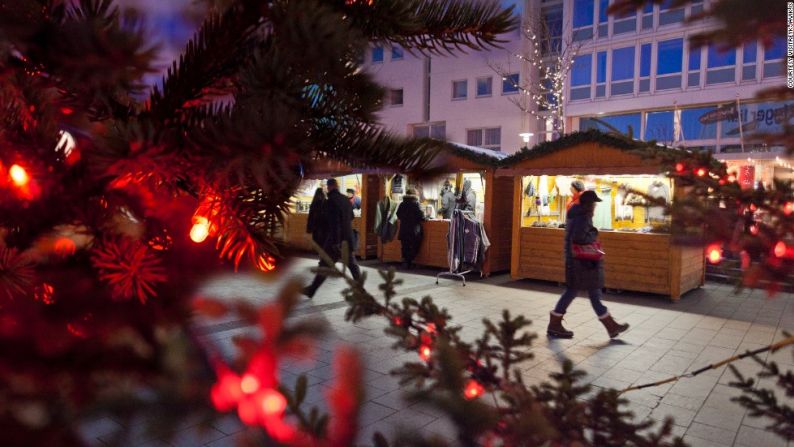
396;188;425;269
547;190;629;339
306;187;327;246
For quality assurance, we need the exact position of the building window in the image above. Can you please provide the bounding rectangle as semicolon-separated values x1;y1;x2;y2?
467;127;501;151
573;0;594;41
763;37;785;78
681;106;718;140
657;38;683;90
581;113;641;136
571;54;592;100
452;80;467;100
388;89;403;106
641;2;654;30
742;41;757;81
476;77;493;97
502;73;520;95
541;5;563;55
613;1;637;35
644;110;674;142
597;0;609;38
687;45;701;88
413;122;446;139
611;46;635;95
639;43;651;92
371;46;384;63
596;51;607;97
391;46;404;61
707;44;736;84
659;0;684;25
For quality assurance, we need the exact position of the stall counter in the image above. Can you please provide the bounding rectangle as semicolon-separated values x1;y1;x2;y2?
380;219;450;268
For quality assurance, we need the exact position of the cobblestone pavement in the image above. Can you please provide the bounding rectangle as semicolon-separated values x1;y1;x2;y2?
82;256;794;447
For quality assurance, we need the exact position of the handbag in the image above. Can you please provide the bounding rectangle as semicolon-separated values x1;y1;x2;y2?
572;241;604;261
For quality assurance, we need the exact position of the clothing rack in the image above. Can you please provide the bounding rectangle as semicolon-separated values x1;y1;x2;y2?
436;209;477;286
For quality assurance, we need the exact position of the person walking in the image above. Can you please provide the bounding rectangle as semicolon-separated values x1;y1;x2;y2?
396;188;425;269
547;190;629;339
567;179;585;211
302;179;361;298
306;187;327;246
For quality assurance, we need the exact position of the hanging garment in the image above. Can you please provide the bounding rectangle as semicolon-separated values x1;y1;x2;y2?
374;196;398;242
555;176;574;196
592;189;613;230
524;176;535;198
391;174;405;195
646;181;670;222
614;185;634;221
539;175;550;216
446;210;490;273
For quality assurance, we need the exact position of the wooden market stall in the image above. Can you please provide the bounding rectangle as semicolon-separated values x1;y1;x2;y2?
379;144;514;276
499;131;705;300
282;160;385;259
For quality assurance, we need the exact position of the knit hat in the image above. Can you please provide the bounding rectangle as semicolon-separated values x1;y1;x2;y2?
405;188;417;196
579;190;602;204
571;180;585;192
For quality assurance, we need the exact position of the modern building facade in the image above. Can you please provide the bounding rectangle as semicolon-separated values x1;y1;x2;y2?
365;0;791;184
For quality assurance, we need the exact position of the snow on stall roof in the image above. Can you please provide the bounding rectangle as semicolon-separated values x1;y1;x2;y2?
447;142;509;160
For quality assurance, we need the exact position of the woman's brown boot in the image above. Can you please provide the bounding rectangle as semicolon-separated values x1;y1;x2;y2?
547;312;574;338
599;313;629;338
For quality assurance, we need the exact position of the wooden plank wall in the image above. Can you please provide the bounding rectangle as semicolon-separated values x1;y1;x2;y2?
483;174;514;275
381;220;449;268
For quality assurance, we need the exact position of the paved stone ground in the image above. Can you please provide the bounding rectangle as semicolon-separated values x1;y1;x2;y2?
82;256;794;447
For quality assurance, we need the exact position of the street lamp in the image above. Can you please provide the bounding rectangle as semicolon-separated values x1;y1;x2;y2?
519;132;534;144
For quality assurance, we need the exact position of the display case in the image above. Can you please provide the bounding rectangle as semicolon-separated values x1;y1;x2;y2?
501;132;705;300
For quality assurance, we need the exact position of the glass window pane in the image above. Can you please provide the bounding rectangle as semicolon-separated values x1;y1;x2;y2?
659;0;674;10
502;73;520;93
764;37;786;60
430;124;446;140
476;77;493;96
688;45;701;71
640;43;651;77
414;126;429;138
453;80;467;99
574;0;595;28
372;47;383;63
657;39;683;74
572;54;592;86
611;47;635;81
598;0;609;23
614;18;636;34
485;128;501;145
391;47;403;60
708;44;736;67
721;101;794;138
467;129;483;146
681;107;717;140
644;110;674;141
743;41;757;64
596;51;607;83
581;113;641;135
542;5;563;54
643;1;653;13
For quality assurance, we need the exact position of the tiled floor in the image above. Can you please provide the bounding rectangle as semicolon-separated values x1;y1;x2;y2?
82;256;794;447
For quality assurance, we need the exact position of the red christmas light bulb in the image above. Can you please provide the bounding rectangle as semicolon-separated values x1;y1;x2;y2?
463;379;485;400
675;162;685;173
728;174;737;183
418;344;432;362
426;322;437;334
240;374;261;394
749;204;757;212
774;241;787;258
785;202;793;216
696;167;707;177
706;244;722;264
9;164;29;187
258;389;287;416
190;216;210;243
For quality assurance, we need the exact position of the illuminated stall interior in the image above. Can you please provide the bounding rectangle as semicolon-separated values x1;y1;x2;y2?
502;131;704;300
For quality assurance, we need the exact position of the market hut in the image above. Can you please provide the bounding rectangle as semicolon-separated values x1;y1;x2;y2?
282;159;386;259
379;144;513;277
498;130;705;300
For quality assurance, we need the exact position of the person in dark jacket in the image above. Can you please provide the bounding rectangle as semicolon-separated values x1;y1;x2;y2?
438;180;456;219
306;188;327;246
547;190;629;339
302;179;361;298
396;188;425;269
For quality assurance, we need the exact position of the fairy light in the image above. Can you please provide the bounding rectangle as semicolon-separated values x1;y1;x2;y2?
706;244;722;264
696;167;707;177
774;241;788;258
418;345;432;362
259;389;287;416
190;216;210;243
9;164;29;187
463;379;485;400
785;202;793;215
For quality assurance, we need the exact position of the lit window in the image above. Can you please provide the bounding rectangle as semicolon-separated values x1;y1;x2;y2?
657;39;683;74
502;73;520;94
476;77;493;97
452;80;467;100
372;46;384;63
391;46;404;61
389;89;403;106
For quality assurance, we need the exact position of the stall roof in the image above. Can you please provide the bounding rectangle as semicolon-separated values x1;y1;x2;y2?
497;130;680;176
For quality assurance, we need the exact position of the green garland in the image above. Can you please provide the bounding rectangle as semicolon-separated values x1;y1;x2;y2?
443;142;505;167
